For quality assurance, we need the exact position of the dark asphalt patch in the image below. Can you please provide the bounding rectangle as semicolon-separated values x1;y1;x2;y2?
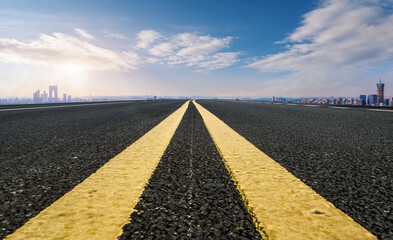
119;102;261;240
198;99;393;240
0;100;185;239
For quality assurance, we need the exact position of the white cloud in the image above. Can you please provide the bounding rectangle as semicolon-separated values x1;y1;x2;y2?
0;28;238;74
144;32;238;71
248;0;393;96
136;30;161;49
148;42;176;57
106;33;127;39
146;57;161;64
192;52;240;71
74;28;95;40
174;33;232;56
0;32;140;72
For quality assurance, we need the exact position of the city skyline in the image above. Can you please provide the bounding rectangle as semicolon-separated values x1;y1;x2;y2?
31;77;392;102
1;77;391;106
1;0;393;98
270;78;392;106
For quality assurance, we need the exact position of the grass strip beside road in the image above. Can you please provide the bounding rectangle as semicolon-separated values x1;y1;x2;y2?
5;101;190;240
194;100;376;240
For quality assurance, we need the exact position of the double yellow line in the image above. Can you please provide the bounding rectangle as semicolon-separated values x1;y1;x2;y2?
6;100;376;240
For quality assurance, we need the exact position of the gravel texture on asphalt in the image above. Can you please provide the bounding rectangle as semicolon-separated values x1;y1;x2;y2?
198;100;393;240
0;100;185;239
119;102;261;240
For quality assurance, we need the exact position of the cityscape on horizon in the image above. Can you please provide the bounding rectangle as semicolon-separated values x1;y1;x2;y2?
270;78;392;107
0;78;391;107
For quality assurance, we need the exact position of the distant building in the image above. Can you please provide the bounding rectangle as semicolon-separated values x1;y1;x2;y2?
33;90;41;103
359;95;366;106
42;91;48;103
367;94;378;105
49;85;58;102
30;85;74;104
377;77;385;105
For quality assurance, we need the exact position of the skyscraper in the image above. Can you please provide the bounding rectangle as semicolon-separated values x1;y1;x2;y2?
367;94;378;105
49;85;58;102
359;95;366;106
33;90;41;103
377;77;385;105
42;91;48;103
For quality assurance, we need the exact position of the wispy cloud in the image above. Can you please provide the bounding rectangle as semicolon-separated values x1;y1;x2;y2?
136;30;162;49
142;31;239;71
74;28;95;40
190;52;240;71
0;28;238;73
248;0;393;96
0;32;140;71
106;33;127;39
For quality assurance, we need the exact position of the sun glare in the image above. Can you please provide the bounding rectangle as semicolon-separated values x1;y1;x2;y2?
57;63;88;88
61;64;85;74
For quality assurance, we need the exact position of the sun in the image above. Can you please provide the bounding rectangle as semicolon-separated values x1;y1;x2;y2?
60;63;85;75
56;63;89;88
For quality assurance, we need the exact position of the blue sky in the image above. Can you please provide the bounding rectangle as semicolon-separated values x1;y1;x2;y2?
0;0;393;98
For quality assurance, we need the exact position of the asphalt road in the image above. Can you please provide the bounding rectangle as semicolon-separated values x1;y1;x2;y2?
120;102;261;239
197;100;393;240
0;100;185;239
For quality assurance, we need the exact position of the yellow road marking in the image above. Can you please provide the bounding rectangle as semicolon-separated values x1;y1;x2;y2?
194;100;376;240
6;101;190;240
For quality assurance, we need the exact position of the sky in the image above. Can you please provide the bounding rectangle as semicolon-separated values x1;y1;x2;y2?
1;0;393;98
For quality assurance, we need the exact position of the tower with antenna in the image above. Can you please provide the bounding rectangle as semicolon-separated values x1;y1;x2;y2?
376;77;385;105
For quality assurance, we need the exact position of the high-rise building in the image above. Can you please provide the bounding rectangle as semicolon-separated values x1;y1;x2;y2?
63;93;67;102
49;85;58;102
33;90;41;103
367;94;378;105
377;77;385;105
359;95;366;106
42;91;48;103
68;95;72;102
49;86;53;102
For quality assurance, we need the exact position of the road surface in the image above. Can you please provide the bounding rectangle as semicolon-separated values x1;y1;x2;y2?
1;100;390;239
